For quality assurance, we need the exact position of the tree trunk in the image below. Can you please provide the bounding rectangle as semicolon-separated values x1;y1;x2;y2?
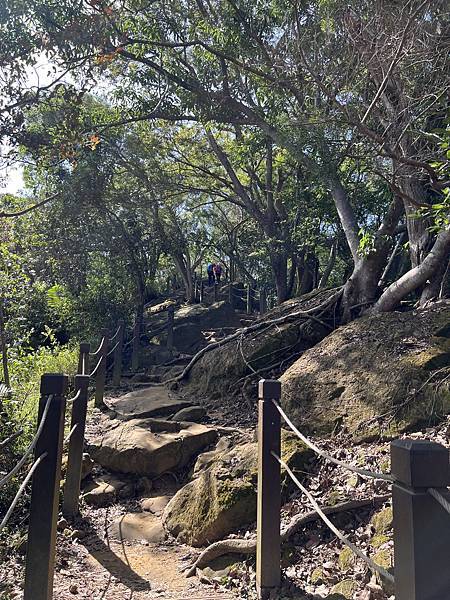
319;239;337;288
327;173;360;264
270;250;288;304
372;227;450;313
0;300;10;388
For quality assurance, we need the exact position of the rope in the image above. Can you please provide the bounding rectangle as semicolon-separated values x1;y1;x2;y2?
0;395;53;490
428;487;450;515
66;389;81;405
109;325;122;343
89;355;104;378
123;334;137;349
272;401;394;482
271;451;395;584
106;340;120;357
0;452;47;533
89;336;106;357
0;429;23;449
64;424;78;445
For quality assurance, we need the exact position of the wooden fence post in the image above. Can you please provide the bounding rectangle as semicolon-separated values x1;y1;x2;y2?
131;317;141;372
77;342;90;375
112;320;124;386
94;329;108;408
259;287;267;315
24;373;68;600
256;379;281;600
63;374;89;517
246;283;252;314
167;305;174;351
391;439;450;600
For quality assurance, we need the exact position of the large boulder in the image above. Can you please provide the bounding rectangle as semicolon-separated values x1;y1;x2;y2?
281;303;450;439
177;290;334;406
162;431;313;546
89;419;218;477
108;387;192;418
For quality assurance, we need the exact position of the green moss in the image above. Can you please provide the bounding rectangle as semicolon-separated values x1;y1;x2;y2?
338;547;354;571
370;507;393;533
373;548;392;570
330;579;358;598
371;533;390;548
310;567;324;584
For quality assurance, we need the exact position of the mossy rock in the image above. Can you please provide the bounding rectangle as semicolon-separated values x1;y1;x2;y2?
281;304;450;438
310;567;324;584
162;433;313;546
330;579;358;598
371;533;390;548
338;547;355;571
370;507;393;533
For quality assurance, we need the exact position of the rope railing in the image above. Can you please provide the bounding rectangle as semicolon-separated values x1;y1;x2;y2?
106;339;120;357
428;487;450;515
89;337;106;357
63;424;78;445
272;400;394;482
271;450;395;584
256;379;450;600
0;452;47;534
89;354;104;379
66;389;81;405
108;324;122;343
0;395;53;490
0;429;24;449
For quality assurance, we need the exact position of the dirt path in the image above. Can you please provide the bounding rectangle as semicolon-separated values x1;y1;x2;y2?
52;528;238;599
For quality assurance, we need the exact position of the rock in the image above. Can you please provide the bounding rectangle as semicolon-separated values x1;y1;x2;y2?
194;437;231;475
141;495;172;515
338;547;354;571
82;475;134;507
90;419;217;477
370;507;393;533
330;579;358;598
178;291;332;405
109;513;166;543
136;476;153;495
281;303;450;438
162;431;313;546
61;452;94;482
172;322;205;353
197;554;238;581
171;406;206;422
109;387;191;418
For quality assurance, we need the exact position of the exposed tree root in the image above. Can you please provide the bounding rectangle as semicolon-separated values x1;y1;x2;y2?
184;493;389;577
166;288;343;386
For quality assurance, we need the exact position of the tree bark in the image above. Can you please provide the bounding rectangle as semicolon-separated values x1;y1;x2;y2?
319;239;337;288
0;300;10;388
372;226;450;313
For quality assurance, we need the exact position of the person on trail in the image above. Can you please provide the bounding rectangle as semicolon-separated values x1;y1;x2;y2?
214;262;223;284
207;262;215;286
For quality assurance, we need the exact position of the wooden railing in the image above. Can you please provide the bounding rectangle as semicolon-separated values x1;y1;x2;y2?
256;379;450;600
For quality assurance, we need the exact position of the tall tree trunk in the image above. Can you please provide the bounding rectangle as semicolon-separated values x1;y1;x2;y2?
270;250;288;304
319;239;337;288
372;227;450;313
0;300;10;388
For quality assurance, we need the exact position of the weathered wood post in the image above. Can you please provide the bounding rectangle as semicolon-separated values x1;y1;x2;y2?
77;342;90;375
391;438;450;600
259;287;267;315
246;283;252;314
256;379;281;600
94;328;108;408
24;373;68;600
167;305;174;352
112;320;125;386
63;374;89;517
214;282;219;303
131;317;141;372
